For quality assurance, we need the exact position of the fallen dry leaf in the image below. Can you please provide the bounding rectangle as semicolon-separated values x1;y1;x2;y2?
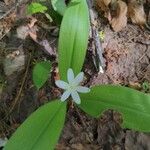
4;0;15;5
111;0;127;32
128;0;146;26
96;0;112;20
28;30;37;41
54;67;60;81
0;11;16;39
39;40;56;56
17;17;56;56
96;0;111;9
28;17;37;29
128;81;141;90
17;17;38;40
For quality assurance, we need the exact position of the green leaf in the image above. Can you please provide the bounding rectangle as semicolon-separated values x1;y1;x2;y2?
5;100;66;150
58;0;90;81
51;0;66;16
79;85;150;132
27;2;48;15
33;61;51;89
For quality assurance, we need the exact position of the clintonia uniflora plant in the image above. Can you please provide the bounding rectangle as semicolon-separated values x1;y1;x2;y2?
4;0;150;150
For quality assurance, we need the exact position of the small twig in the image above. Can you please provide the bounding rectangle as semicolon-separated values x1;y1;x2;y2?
138;53;146;62
10;53;31;113
1;53;32;121
136;40;150;45
89;7;106;73
0;5;16;20
17;53;32;113
37;21;57;31
93;29;106;73
0;0;26;20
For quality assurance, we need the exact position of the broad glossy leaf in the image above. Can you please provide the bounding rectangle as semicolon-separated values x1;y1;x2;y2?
51;0;66;16
27;3;47;15
79;85;150;132
33;61;51;89
5;100;66;150
58;0;90;81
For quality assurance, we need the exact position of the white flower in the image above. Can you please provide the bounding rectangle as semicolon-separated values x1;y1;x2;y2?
55;68;90;104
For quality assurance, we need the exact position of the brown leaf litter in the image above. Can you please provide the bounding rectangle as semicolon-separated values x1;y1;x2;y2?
128;0;146;26
96;0;147;31
110;0;127;32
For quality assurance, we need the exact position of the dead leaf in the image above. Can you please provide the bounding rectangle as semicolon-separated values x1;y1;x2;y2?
39;40;56;56
54;67;60;81
29;30;37;41
128;81;141;90
111;0;127;32
96;0;112;20
0;12;16;39
17;17;56;56
128;0;146;26
17;17;38;40
28;17;37;28
4;0;15;6
96;0;111;9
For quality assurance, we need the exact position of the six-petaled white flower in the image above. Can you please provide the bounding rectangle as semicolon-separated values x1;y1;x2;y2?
55;68;90;104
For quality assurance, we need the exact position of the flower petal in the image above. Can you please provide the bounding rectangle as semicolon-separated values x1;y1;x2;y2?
55;80;69;89
67;68;74;84
71;91;81;104
76;86;90;93
61;90;71;102
73;72;84;85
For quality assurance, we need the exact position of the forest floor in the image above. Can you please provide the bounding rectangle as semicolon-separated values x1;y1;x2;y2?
0;0;150;149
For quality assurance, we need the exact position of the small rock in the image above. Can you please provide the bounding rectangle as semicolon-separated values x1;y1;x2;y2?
0;137;8;148
3;49;25;76
17;25;30;40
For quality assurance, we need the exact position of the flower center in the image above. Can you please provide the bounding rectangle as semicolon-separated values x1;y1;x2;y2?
68;84;77;92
